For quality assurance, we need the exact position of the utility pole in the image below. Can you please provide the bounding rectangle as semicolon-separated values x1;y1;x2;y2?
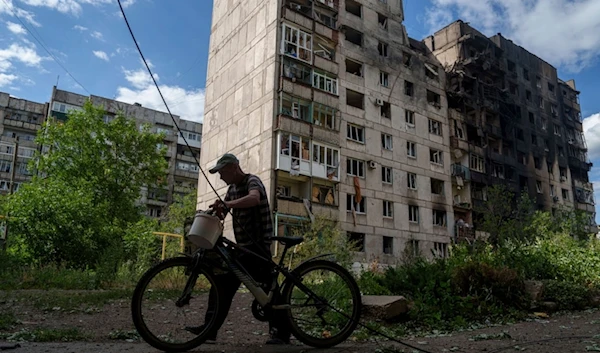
2;137;18;251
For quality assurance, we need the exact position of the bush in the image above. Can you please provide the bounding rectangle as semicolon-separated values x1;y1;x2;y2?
542;280;595;310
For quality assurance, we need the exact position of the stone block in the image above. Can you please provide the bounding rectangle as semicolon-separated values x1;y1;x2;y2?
524;280;544;302
361;295;409;321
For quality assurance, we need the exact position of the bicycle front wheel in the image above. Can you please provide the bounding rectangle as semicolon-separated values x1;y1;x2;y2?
131;256;220;352
281;259;362;348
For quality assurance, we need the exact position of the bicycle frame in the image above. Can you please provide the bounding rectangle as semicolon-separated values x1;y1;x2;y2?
205;236;336;309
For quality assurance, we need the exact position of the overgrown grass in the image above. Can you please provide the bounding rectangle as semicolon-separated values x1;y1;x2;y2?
0;327;91;342
0;312;18;331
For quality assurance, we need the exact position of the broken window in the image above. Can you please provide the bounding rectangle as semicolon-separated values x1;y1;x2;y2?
562;189;569;201
346;194;366;213
312;184;336;205
402;51;412;67
383;236;393;254
407;141;416;158
428;119;442;136
433;210;446;227
280;93;311;122
426;90;441;107
531;134;537;146
430;149;443;165
313;102;336;130
551;104;558;116
280;133;310;167
380;101;391;119
536;180;542;193
314;36;335;61
315;9;336;29
282;23;312;63
382;166;393;184
408;205;419;223
541;118;548;131
526;90;532;101
344;27;363;47
509;82;518;96
346;157;365;177
346;124;365;143
507;60;516;72
378;41;389;57
404;81;414;96
529;112;535;124
381;133;393;150
492;164;505;179
282;57;312;84
548;83;555;94
470;154;485;173
454;120;465;139
405;110;415;126
517;151;527;165
347;232;365;251
536;76;542;89
346;89;364;109
383;201;393;218
538;97;544;109
313;69;338;94
523;68;530;81
378;13;388;30
345;59;362;77
345;0;362;17
516;128;524;141
379;71;389;87
554;124;561;136
430;178;444;195
312;142;340;178
424;63;438;80
534;157;541;169
407;172;417;189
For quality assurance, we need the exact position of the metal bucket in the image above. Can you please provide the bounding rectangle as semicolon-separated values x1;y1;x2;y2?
187;212;224;249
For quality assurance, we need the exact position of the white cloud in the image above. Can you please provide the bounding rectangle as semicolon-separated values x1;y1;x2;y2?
0;43;43;72
73;24;88;31
122;0;136;7
0;73;18;87
19;0;114;16
92;50;109;61
0;0;40;26
90;30;103;41
583;113;600;160
426;0;600;72
6;21;25;35
116;65;205;123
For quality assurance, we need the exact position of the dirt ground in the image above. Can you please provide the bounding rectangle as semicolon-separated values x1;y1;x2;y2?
1;290;599;353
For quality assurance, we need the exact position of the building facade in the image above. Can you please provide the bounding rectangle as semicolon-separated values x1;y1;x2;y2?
47;87;203;217
199;0;454;262
424;20;595;235
0;92;48;196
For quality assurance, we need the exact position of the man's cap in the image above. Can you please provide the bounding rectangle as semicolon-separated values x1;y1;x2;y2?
209;153;239;174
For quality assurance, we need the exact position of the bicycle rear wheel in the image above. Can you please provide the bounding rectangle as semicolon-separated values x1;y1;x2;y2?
131;257;220;352
281;259;362;348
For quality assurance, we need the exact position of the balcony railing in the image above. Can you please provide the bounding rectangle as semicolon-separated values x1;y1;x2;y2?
451;164;471;181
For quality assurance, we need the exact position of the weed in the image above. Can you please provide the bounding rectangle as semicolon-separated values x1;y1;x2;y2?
108;329;140;341
0;327;90;342
0;312;18;330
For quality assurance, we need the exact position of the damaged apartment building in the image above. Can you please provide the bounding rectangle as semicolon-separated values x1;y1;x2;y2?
424;20;595;238
199;0;453;262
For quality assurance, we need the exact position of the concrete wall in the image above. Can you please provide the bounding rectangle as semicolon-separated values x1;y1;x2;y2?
198;0;280;239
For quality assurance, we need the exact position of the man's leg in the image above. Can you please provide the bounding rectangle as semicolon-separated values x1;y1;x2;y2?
186;271;240;340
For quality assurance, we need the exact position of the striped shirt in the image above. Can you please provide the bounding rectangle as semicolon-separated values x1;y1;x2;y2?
224;174;273;247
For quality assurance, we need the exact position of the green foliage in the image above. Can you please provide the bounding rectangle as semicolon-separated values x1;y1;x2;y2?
0;312;18;331
282;216;358;269
159;190;197;235
542;280;594;310
0;327;91;342
4;101;168;270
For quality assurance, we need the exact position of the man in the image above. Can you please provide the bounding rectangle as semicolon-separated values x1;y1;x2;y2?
185;153;291;345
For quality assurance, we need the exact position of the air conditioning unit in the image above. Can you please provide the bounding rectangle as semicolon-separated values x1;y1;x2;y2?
368;160;377;169
560;176;567;182
553;195;560;202
567;139;574;144
375;98;384;106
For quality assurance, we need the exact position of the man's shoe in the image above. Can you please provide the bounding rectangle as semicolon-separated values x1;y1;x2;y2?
184;325;217;343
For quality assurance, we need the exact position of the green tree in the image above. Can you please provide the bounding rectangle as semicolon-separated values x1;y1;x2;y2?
5;101;168;268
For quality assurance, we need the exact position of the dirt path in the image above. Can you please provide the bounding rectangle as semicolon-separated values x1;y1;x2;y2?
1;290;599;352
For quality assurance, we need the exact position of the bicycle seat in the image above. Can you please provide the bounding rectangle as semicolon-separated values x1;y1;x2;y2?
267;236;304;246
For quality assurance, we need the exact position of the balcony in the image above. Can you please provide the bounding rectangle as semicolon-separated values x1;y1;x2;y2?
485;124;502;138
450;136;469;152
276;132;340;182
451;164;470;182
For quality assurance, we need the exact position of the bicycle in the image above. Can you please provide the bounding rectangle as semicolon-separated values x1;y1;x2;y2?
131;208;362;352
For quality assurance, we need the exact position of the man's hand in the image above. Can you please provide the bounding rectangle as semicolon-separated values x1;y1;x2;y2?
210;200;228;220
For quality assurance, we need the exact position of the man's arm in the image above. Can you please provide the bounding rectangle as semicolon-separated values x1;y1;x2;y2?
225;189;260;209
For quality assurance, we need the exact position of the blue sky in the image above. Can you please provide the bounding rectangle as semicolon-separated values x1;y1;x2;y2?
1;0;600;218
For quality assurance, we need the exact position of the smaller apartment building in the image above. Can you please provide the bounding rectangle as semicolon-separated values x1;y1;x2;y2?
48;87;203;217
0;92;48;195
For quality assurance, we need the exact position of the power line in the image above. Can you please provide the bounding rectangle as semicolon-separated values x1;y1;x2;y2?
0;0;91;95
